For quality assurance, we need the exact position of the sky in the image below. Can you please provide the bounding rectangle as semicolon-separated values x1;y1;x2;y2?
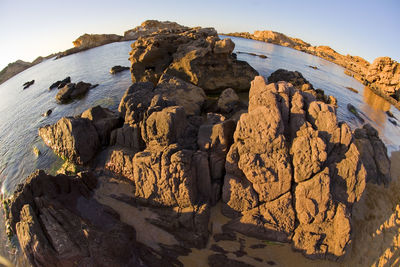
0;0;399;70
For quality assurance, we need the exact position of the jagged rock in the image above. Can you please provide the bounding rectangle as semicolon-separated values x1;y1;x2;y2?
267;69;332;103
39;116;100;164
118;82;155;124
49;76;71;90
81;105;122;145
7;170;172;267
217;88;241;113
222;76;367;260
110;65;129;74
197;114;236;205
154;74;206;116
129;26;258;92
366;57;400;100
198;114;236;180
110;124;144;152
354;123;391;185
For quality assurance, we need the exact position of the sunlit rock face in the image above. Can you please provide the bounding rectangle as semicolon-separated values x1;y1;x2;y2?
129;26;258;93
222;76;366;260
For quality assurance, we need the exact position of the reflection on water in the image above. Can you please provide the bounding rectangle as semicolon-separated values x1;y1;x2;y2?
361;86;391;129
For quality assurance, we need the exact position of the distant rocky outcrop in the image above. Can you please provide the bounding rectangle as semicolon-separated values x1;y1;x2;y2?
222;76;366;260
365;57;400;101
123;20;189;40
225;30;400;108
56;33;123;59
0;54;59;85
129;27;258;93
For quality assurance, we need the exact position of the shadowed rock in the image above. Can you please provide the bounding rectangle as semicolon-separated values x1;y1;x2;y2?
354;124;391;185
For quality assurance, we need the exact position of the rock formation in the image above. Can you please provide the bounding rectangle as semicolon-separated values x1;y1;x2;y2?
365;57;400;101
226;30;400;109
222;76;366;260
110;65;129;74
123;20;189;40
49;76;71;90
38;106;120;164
129;27;258;93
267;69;335;104
56;34;123;59
7;25;393;266
353;124;391;185
55;81;96;103
0;54;57;85
5;170;177;267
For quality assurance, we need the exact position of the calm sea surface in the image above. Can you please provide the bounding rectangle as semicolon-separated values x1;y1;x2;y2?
0;35;399;264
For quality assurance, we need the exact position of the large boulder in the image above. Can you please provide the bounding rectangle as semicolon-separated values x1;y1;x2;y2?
39;106;121;164
154;74;206;116
129;26;258;93
39;117;100;164
366;57;400;101
222;76;367;260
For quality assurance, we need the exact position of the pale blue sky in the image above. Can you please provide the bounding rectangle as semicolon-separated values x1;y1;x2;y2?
0;0;399;70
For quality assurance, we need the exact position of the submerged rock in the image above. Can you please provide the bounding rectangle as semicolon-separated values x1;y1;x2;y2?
22;80;34;89
222;76;366;260
110;65;129;74
129;27;258;93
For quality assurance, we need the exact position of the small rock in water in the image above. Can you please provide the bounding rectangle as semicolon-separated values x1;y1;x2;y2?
33;146;40;156
347;103;365;123
389;118;397;126
386;110;396;119
23;80;35;89
345;86;359;93
308;65;318;70
42;109;52;117
49;76;71;90
110;65;129;74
